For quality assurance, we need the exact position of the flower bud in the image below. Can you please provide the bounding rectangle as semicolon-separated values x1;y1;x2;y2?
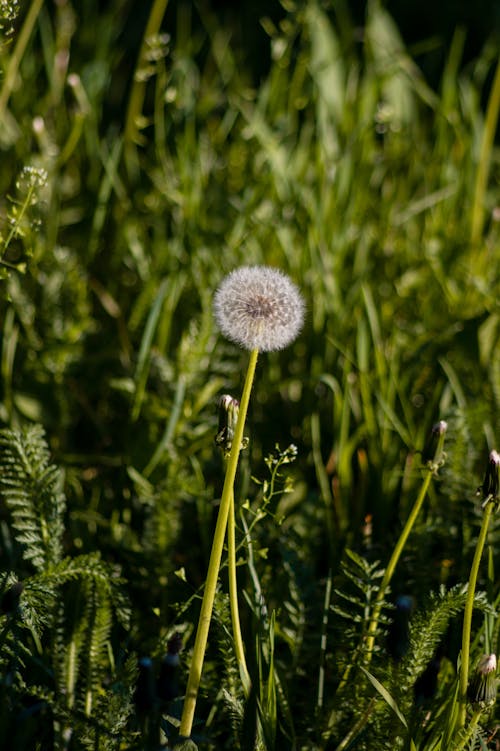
215;394;248;457
478;450;500;509
421;420;447;470
468;653;498;706
215;394;239;456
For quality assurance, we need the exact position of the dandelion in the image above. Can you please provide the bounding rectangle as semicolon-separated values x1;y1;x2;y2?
213;265;304;352
421;420;448;468
215;394;241;458
179;266;303;741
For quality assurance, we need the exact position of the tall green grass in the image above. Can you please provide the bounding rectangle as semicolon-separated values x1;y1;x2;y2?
0;0;499;748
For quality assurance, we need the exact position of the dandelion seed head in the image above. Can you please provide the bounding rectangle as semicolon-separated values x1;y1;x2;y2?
213;266;304;352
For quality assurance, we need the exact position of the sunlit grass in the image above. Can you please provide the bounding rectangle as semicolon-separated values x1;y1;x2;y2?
0;1;499;749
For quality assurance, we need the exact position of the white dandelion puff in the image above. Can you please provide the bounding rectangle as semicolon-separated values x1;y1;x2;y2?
213;266;304;352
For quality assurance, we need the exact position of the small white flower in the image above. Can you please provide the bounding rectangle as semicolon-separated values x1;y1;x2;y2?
213;266;304;352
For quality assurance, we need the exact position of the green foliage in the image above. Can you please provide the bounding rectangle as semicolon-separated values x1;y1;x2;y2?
0;424;65;569
400;586;477;698
331;549;388;668
0;426;132;748
0;0;499;748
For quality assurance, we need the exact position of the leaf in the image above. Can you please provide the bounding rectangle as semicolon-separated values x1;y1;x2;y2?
131;278;169;420
360;665;417;750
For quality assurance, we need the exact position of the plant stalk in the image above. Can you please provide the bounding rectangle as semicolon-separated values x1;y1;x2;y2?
456;501;494;730
452;707;483;751
227;487;251;694
364;468;434;660
0;0;44;123
178;349;258;739
123;0;169;173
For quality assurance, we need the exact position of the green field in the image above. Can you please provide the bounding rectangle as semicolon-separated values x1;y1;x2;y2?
0;1;499;749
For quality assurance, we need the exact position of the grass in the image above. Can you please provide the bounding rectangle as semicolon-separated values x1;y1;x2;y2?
0;0;499;749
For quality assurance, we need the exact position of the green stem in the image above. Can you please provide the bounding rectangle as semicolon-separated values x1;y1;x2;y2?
335;464;445;750
456;502;494;731
178;349;259;739
360;422;446;668
333;698;378;751
227;488;251;695
317;569;333;712
0;0;44;123
452;707;483;751
335;461;438;695
364;467;435;661
123;0;169;169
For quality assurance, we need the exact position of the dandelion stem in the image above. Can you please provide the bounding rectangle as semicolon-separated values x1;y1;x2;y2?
179;348;259;739
363;425;449;663
452;707;483;751
364;468;433;661
227;487;251;695
456;501;494;731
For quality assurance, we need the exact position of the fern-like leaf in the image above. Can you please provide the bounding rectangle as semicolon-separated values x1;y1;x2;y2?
331;548;390;658
0;425;65;571
395;584;493;703
82;579;114;717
